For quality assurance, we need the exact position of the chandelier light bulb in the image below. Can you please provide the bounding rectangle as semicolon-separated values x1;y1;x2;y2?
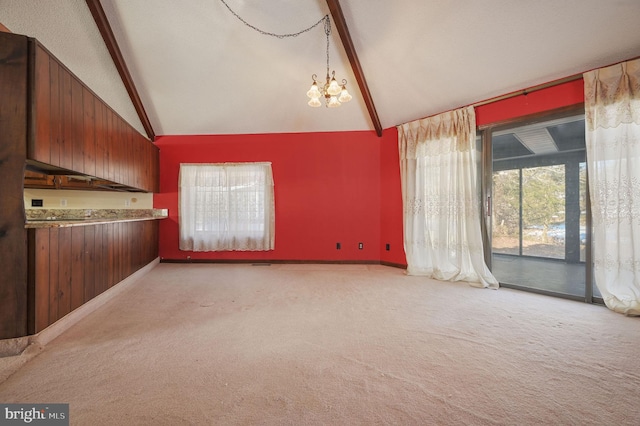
327;76;342;96
307;80;321;99
328;96;341;108
308;97;322;107
339;86;352;103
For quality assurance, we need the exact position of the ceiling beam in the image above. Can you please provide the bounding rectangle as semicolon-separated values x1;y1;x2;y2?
85;0;155;141
326;0;383;137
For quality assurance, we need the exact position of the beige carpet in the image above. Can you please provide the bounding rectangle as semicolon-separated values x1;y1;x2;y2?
1;264;639;425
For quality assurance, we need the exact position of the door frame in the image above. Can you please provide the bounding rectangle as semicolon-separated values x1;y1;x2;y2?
478;104;600;304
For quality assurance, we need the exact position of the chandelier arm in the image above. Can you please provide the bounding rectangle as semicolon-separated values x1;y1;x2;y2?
220;0;327;39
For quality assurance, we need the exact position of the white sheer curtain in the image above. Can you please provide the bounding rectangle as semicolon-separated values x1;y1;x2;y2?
584;58;640;315
398;107;498;288
179;162;275;252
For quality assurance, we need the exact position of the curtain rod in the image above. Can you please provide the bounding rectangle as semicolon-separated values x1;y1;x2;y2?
472;74;583;108
398;73;583;128
399;55;640;127
472;54;640;108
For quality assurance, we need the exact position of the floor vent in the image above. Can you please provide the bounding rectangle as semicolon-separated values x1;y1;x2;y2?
251;263;272;266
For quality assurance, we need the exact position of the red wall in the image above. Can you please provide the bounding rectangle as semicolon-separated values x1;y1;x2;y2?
379;127;405;265
153;78;585;266
154;131;386;262
476;79;584;126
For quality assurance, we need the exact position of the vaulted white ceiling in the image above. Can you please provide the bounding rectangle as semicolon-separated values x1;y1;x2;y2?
2;0;640;138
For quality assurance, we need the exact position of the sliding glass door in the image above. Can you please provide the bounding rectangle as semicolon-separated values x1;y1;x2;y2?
483;110;599;301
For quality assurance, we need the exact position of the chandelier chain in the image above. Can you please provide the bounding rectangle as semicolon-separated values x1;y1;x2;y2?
219;0;328;39
218;0;350;108
324;15;331;76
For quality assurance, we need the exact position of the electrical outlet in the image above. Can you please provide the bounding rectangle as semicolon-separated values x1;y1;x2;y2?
358;242;363;250
386;243;390;251
124;199;131;207
336;242;341;250
31;199;43;207
60;199;67;207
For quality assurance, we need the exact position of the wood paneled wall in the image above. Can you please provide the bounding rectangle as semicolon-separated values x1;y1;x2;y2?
30;42;158;192
29;221;158;334
0;31;160;339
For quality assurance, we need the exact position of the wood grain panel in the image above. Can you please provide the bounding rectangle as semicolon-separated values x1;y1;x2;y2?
34;229;50;333
121;124;128;186
102;223;111;292
60;68;73;170
71;77;84;173
83;86;96;177
146;142;152;192
33;44;50;163
121;123;129;186
114;117;122;185
144;138;152;192
27;230;35;335
121;222;128;278
132;222;142;271
143;223;150;271
84;220;96;303
57;227;72;319
114;222;122;284
94;98;105;179
141;141;148;192
48;228;60;325
106;223;114;289
111;115;118;184
49;59;61;168
94;225;107;297
126;223;133;277
152;144;160;192
70;227;85;311
107;110;115;182
101;224;110;295
122;222;128;278
126;125;134;187
138;139;145;191
141;221;150;268
131;133;137;189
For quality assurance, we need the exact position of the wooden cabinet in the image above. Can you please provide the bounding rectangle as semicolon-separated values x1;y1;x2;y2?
29;221;159;333
0;32;29;339
28;37;158;192
1;31;160;340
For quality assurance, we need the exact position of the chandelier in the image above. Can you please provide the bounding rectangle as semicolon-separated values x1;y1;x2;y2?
219;0;351;109
306;16;352;108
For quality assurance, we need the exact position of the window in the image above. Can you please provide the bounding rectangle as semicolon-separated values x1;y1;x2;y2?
179;163;275;251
